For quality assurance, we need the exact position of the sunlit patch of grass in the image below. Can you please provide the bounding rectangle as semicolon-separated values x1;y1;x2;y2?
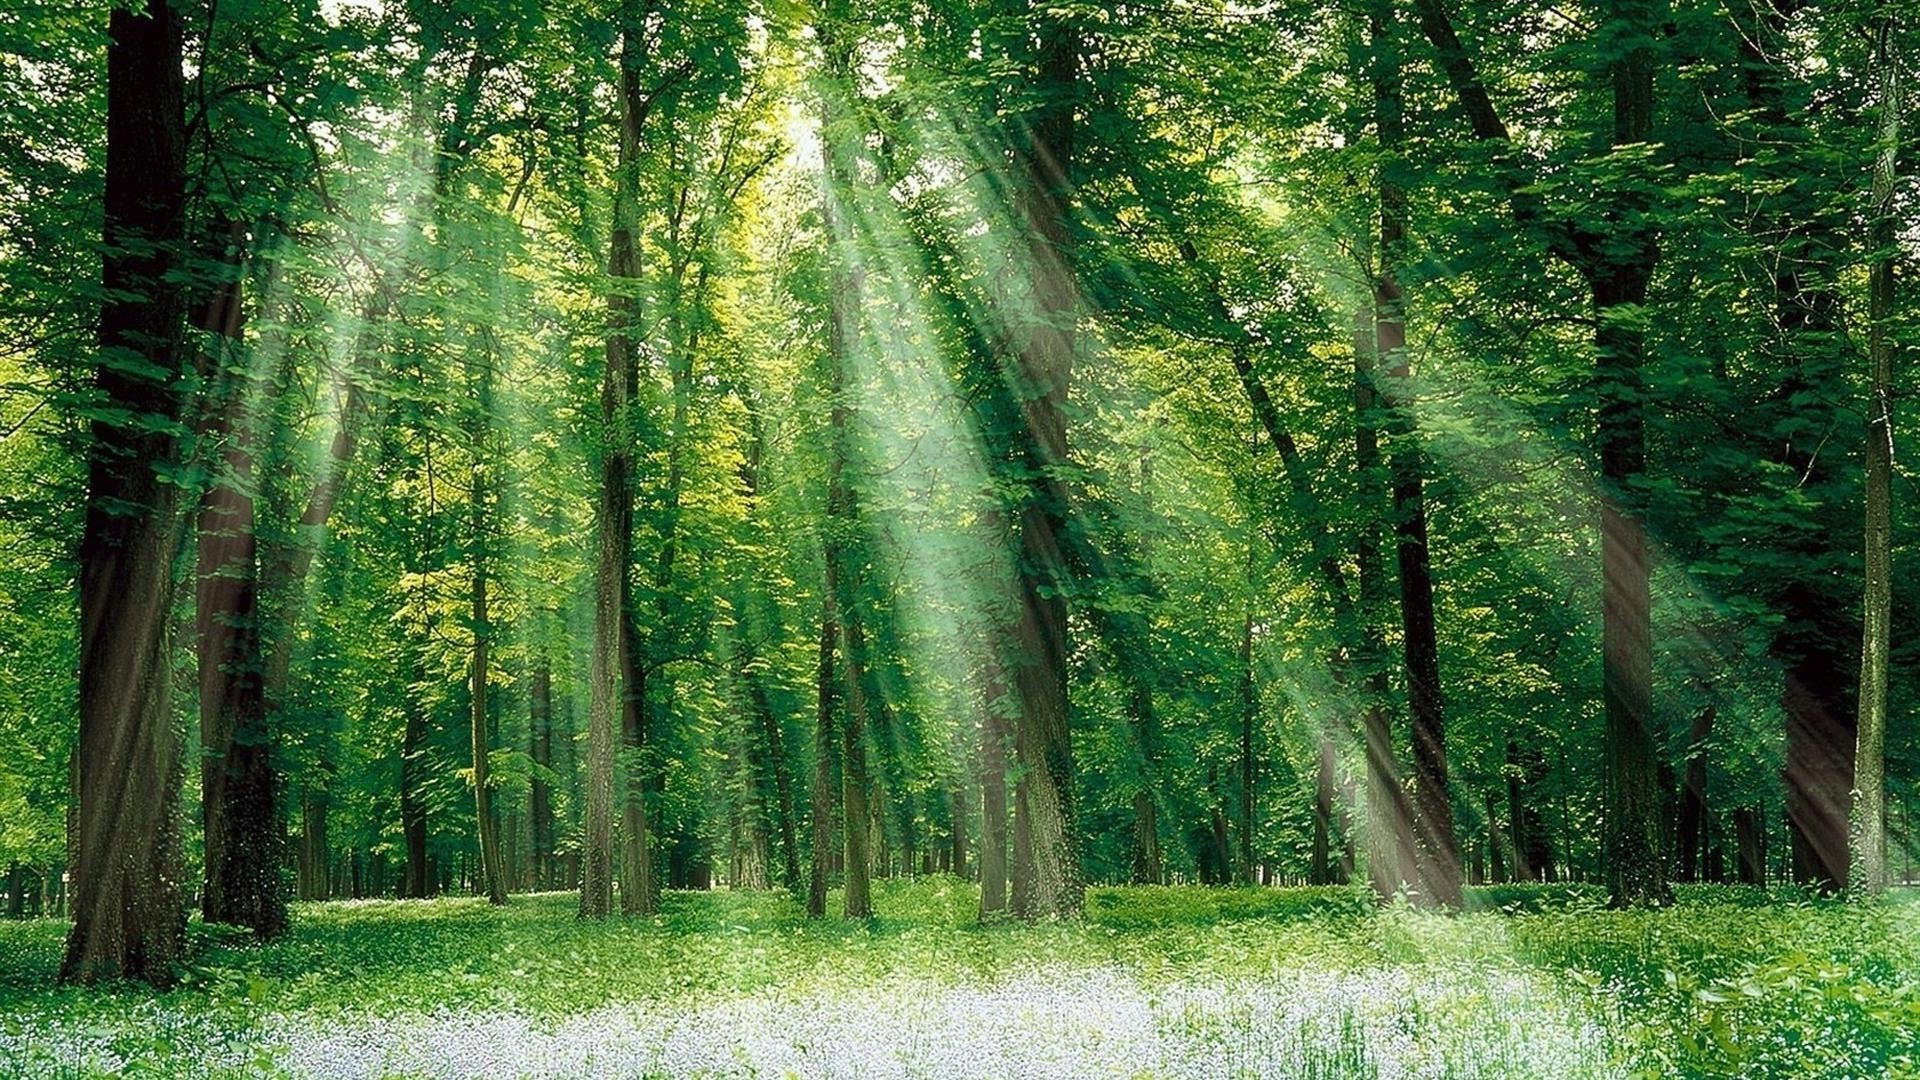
4;880;1920;1077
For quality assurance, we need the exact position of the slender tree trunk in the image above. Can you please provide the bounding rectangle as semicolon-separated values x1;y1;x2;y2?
1853;10;1901;896
1354;314;1411;900
808;593;836;918
979;655;1010;915
1676;706;1714;882
948;787;968;880
298;789;330;901
63;0;189;985
469;436;506;906
195;218;285;935
1240;608;1258;884
401;652;431;899
840;618;874;919
1373;0;1459;908
1312;740;1336;886
1735;805;1766;885
530;657;554;890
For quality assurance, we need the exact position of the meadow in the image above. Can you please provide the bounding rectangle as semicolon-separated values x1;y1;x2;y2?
4;880;1919;1079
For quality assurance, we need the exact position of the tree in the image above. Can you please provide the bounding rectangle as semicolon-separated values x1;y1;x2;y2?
1853;6;1903;897
64;0;192;985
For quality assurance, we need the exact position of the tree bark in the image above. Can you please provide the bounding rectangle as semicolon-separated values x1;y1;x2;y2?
808;592;837;918
1853;9;1901;896
1373;0;1460;908
62;0;190;986
469;425;506;906
583;8;647;920
530;657;555;890
1676;707;1713;882
979;654;1010;915
1004;7;1083;921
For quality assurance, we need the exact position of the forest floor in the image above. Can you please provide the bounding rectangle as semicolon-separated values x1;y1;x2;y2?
2;879;1918;1079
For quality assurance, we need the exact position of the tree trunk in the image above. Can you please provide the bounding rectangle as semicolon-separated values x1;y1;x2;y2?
583;9;646;920
1373;0;1459;909
808;591;837;919
948;786;968;880
1312;739;1336;886
1853;10;1901;896
530;658;555;890
62;0;190;986
840;618;874;919
1005;9;1083;921
1676;706;1713;883
469;439;506;906
1354;309;1411;901
1735;805;1766;886
1409;0;1669;906
298;788;330;901
979;656;1010;916
401;656;431;899
1240;608;1258;883
1592;0;1671;909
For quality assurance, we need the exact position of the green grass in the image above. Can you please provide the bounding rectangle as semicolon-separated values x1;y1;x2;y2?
3;880;1919;1078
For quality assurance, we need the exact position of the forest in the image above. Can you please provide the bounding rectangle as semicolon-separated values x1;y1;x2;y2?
0;0;1917;1075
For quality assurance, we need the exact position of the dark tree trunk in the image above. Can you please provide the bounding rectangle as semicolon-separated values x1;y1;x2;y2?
979;656;1010;915
298;788;330;901
469;445;506;906
1010;779;1035;917
194;213;285;937
63;0;190;986
583;7;646;921
1735;805;1766;886
948;787;968;880
1312;740;1336;886
808;593;837;919
1676;707;1713;883
1854;11;1901;893
1373;0;1459;909
401;657;431;900
1004;9;1083;920
1239;609;1257;883
530;658;555;890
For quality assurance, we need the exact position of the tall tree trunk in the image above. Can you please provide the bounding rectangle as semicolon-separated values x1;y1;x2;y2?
298;788;329;901
1240;607;1258;884
530;657;555;890
401;649;431;899
1005;5;1083;921
979;655;1010;915
818;7;872;918
1853;9;1901;896
1354;313;1412;900
1677;706;1714;882
808;593;836;918
63;0;189;985
469;425;506;905
948;786;968;880
195;217;285;935
1735;804;1766;886
1312;739;1336;886
1373;0;1459;908
839;616;874;918
583;9;647;920
1591;0;1670;908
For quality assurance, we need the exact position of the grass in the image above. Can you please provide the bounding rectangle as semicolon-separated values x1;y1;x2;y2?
2;879;1919;1078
